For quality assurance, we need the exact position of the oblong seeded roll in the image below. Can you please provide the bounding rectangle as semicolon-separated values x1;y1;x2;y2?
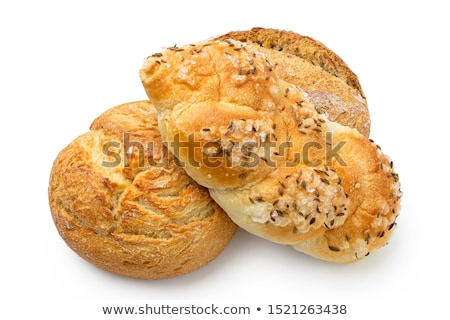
215;27;371;137
140;38;401;263
48;101;237;279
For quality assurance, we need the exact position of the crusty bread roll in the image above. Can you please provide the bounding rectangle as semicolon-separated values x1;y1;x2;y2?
48;101;237;279
215;28;370;137
140;38;401;263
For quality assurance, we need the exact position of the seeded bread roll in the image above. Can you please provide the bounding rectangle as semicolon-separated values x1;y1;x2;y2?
215;28;370;137
140;40;401;263
48;101;237;279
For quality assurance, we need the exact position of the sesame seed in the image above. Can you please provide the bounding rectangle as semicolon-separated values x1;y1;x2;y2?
224;40;234;47
300;180;306;189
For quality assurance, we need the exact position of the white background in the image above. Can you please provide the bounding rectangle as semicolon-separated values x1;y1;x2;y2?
1;0;448;318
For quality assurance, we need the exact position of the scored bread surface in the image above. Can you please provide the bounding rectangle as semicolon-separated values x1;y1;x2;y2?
48;101;237;279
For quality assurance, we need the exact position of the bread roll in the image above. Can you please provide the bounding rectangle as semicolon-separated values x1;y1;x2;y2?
215;28;370;137
48;101;237;279
140;39;401;263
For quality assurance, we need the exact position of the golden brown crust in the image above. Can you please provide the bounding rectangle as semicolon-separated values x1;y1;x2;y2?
140;40;401;263
48;101;237;279
214;27;370;136
292;133;400;262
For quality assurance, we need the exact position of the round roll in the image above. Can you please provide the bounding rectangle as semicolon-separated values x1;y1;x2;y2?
140;35;401;263
48;101;237;279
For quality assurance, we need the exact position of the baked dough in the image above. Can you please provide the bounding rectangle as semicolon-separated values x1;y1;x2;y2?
215;28;370;137
48;101;237;279
140;38;401;263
